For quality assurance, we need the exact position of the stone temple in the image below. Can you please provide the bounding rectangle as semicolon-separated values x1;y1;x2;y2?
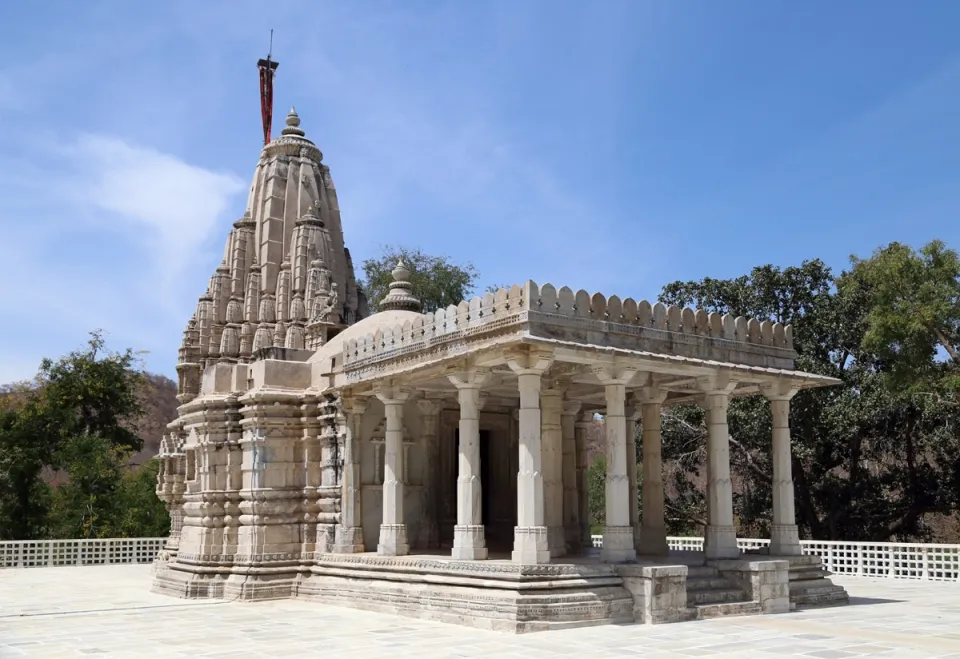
152;108;849;631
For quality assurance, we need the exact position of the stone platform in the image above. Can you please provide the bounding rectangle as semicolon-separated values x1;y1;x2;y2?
297;552;636;633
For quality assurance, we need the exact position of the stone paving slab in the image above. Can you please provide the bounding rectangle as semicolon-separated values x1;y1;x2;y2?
2;566;960;658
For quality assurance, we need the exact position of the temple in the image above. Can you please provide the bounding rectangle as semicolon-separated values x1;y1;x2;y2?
152;108;849;632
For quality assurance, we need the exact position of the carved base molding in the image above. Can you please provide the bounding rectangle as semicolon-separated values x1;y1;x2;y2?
299;554;634;633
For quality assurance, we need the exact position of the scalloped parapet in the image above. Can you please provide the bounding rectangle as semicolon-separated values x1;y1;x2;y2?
341;281;795;372
525;281;794;350
342;284;526;367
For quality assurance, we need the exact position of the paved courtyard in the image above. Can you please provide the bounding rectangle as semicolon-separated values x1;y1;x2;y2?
1;566;959;658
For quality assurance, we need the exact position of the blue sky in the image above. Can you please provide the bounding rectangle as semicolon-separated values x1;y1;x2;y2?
1;0;958;382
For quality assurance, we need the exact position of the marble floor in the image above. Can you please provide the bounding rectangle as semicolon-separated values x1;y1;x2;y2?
2;565;960;658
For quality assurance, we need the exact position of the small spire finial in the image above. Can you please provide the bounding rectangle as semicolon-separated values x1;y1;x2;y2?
281;107;306;137
379;257;422;313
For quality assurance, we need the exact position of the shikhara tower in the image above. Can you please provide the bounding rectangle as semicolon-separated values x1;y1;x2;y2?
175;108;366;404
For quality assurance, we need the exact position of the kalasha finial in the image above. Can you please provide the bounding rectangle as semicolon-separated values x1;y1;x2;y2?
379;257;422;313
281;106;305;138
392;258;411;282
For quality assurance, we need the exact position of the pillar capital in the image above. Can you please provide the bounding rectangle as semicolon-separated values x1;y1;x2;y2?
575;409;594;426
634;382;668;406
562;399;582;417
416;396;441;417
374;382;412;405
592;363;638;386
761;378;799;402
697;370;738;396
342;396;368;416
447;367;491;390
505;346;554;375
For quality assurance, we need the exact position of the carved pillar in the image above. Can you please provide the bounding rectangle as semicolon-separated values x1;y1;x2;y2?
561;399;582;552
702;374;739;560
574;410;592;550
540;386;565;557
506;348;554;564
595;364;638;563
334;397;367;553
625;397;642;554
375;385;411;556
449;370;490;560
763;381;802;556
416;397;442;549
637;384;669;556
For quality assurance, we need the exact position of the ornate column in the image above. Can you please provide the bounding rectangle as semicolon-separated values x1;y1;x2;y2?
574;410;593;550
637;384;669;556
540;385;565;557
375;384;411;556
594;364;638;563
334;396;367;553
701;373;739;559
416;397;442;549
561;399;582;553
448;369;491;560
506;348;554;564
624;397;642;555
763;380;802;556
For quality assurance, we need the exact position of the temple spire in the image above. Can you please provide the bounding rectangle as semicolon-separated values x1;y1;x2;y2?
378;259;422;313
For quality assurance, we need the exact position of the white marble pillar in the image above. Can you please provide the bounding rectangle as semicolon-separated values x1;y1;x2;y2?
334;397;367;553
448;370;490;560
595;365;638;563
507;349;554;564
575;410;593;550
763;381;802;556
637;386;669;556
416;397;442;549
561;399;582;552
541;387;565;557
703;378;739;560
624;398;642;554
375;385;411;556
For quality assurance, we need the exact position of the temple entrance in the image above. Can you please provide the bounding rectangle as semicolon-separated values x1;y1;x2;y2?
439;421;516;554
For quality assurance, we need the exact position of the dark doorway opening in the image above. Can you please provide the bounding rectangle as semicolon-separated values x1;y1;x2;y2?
453;429;492;528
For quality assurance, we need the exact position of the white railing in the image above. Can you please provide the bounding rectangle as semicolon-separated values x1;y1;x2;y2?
4;536;958;581
590;535;960;582
0;538;166;568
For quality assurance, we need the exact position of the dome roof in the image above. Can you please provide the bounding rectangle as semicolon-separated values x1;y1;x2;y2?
310;308;424;364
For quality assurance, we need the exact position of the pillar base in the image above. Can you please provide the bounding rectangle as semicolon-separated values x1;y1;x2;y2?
377;524;409;557
333;525;365;554
452;525;488;560
512;526;551;564
769;523;802;556
547;526;566;558
704;524;739;559
601;526;637;563
636;525;669;557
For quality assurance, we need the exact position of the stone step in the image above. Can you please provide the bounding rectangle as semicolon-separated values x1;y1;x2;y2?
687;587;749;606
792;588;850;609
687;566;720;579
686;576;734;590
789;580;847;596
691;600;763;620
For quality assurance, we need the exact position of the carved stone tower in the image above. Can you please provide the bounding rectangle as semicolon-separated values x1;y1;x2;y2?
175;108;366;402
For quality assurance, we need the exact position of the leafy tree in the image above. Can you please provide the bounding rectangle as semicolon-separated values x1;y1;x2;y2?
847;240;960;398
359;246;479;313
0;332;165;540
655;258;960;542
588;455;606;534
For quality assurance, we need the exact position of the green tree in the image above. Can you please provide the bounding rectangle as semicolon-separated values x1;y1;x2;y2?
0;332;163;540
360;246;479;312
847;240;960;398
657;258;960;542
587;455;606;534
